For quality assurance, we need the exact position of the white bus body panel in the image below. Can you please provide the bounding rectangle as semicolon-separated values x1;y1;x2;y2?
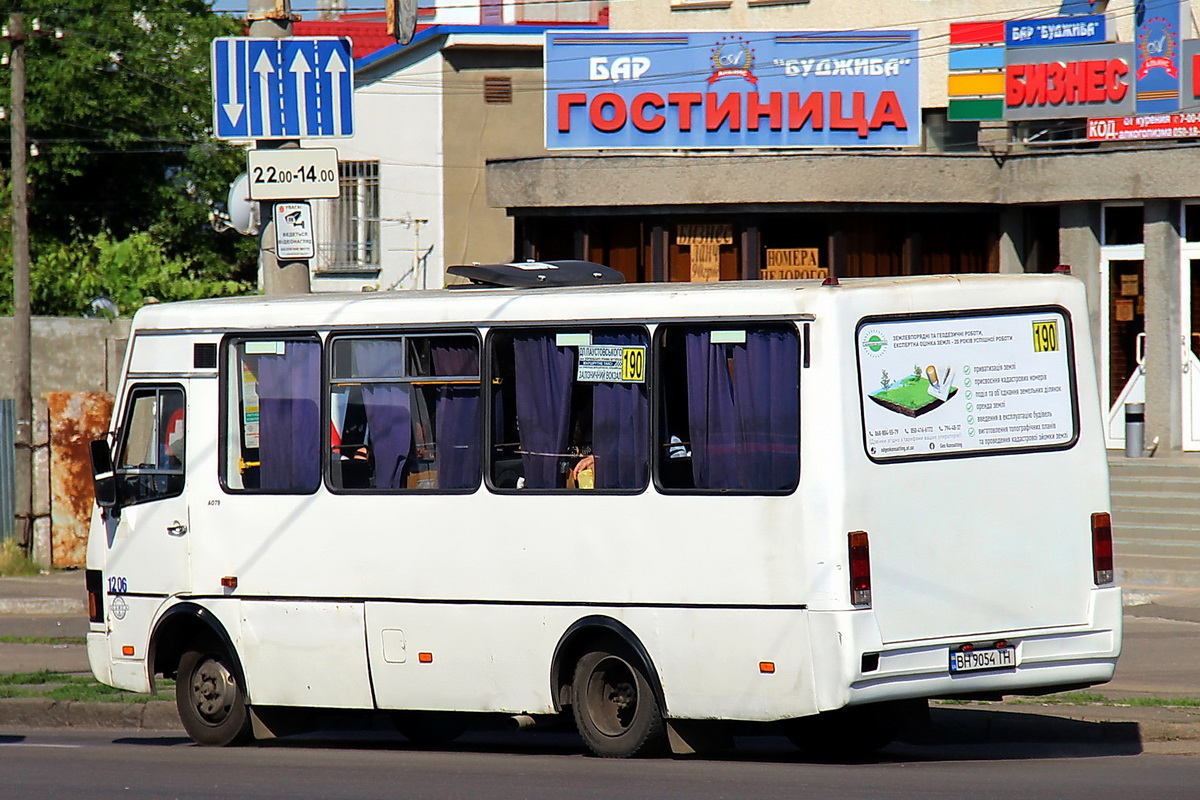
86;275;1120;723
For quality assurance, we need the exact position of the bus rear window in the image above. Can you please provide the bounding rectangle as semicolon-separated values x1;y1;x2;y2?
856;308;1079;462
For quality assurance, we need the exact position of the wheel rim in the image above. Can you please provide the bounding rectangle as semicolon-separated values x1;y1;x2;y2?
190;655;237;725
584;655;639;737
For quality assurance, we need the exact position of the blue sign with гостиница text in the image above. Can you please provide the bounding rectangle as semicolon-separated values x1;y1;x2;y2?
544;30;920;150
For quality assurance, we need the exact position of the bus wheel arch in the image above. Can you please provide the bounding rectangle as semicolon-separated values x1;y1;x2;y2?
151;603;239;683
551;617;669;758
151;603;253;747
551;616;666;714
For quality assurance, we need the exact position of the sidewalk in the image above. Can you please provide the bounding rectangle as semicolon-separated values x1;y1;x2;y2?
2;571;1200;752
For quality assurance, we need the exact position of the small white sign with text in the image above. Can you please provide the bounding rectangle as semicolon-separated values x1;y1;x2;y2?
273;201;316;260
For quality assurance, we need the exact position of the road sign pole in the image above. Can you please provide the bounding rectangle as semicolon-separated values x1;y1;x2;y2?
248;0;310;295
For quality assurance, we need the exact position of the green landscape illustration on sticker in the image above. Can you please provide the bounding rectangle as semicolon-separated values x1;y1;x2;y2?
869;364;958;418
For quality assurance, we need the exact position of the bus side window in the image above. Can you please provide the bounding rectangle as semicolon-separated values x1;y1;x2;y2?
114;386;185;506
488;326;649;492
328;333;481;492
224;338;322;493
655;324;800;493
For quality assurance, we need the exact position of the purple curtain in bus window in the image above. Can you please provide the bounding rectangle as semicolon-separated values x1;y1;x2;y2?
431;341;481;490
351;340;412;490
257;340;321;491
732;329;799;488
684;329;799;490
513;334;574;488
592;332;649;489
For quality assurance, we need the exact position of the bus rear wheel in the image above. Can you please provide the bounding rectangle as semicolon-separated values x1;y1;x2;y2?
175;639;253;746
571;641;665;758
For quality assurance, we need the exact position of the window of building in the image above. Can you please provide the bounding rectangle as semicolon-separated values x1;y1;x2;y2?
328;334;481;492
320;160;380;274
224;337;322;493
656;324;800;493
489;327;650;492
114;386;185;506
1184;204;1200;243
1104;205;1144;246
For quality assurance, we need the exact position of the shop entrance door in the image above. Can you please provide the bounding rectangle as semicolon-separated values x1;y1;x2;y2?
1102;258;1146;449
1182;258;1200;450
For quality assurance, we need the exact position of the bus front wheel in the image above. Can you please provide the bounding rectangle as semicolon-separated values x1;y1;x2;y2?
571;641;665;758
175;639;253;746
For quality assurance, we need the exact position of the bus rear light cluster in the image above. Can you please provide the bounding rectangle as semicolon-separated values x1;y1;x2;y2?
85;569;104;624
1091;512;1114;585
848;531;872;607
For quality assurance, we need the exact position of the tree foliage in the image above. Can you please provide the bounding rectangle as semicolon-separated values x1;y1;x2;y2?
1;1;257;315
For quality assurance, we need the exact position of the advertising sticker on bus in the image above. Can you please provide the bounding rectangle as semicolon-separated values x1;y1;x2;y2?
857;310;1077;461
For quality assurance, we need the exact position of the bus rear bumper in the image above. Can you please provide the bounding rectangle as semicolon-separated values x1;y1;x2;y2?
828;587;1124;708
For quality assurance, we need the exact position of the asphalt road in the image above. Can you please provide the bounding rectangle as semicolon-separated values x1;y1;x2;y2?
0;728;1196;800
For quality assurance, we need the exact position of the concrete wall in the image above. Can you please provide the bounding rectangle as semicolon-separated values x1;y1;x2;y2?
490;146;1200;210
1;317;130;566
0;317;130;400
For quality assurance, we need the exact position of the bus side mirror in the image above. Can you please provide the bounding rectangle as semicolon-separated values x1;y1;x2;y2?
89;438;119;510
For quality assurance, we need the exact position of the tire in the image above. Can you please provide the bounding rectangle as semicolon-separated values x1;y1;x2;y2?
571;640;666;758
392;711;467;747
175;638;253;747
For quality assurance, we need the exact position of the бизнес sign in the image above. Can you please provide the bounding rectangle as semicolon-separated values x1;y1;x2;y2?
544;31;920;150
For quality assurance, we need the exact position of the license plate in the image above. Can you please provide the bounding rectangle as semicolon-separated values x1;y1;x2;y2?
949;646;1017;673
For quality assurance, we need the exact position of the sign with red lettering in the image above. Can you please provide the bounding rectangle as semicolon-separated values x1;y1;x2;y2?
544;31;920;149
1004;43;1135;120
1086;112;1200;141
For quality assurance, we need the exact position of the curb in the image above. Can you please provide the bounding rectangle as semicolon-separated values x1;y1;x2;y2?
0;698;182;732
0;599;85;615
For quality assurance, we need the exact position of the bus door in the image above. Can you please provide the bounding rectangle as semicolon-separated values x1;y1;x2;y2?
100;384;191;657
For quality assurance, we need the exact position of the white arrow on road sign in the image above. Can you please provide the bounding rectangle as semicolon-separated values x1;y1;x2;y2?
221;39;245;129
212;37;355;140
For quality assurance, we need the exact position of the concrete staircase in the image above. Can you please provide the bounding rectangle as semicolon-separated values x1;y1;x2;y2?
1110;455;1200;601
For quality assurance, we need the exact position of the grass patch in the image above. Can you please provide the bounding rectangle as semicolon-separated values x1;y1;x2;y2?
1124;696;1200;708
1014;691;1200;708
1024;691;1110;705
0;541;42;577
0;671;173;703
0;635;87;645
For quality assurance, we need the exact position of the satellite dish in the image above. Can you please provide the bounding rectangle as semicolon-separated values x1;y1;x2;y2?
85;296;119;320
226;172;259;235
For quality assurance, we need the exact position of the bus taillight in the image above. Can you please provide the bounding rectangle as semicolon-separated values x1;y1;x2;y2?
86;569;104;623
848;531;871;607
1091;512;1114;585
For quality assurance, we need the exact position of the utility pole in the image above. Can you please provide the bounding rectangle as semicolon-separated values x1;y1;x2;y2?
5;12;57;553
5;12;32;551
248;0;310;295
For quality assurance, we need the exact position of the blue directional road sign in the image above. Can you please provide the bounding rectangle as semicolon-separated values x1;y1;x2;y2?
212;37;354;140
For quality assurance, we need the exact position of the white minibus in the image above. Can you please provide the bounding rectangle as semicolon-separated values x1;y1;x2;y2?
86;268;1121;756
